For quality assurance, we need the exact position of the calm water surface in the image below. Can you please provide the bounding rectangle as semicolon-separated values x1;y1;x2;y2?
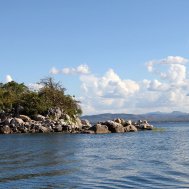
0;122;189;188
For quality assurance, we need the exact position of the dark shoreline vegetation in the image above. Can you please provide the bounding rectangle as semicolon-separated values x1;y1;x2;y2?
0;77;153;135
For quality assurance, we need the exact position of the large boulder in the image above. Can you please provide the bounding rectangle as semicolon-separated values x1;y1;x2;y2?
0;125;11;134
20;115;31;122
48;107;62;120
114;126;125;133
58;119;67;125
38;125;51;133
124;125;138;132
15;118;24;125
33;115;46;122
124;120;132;126
91;124;110;134
114;118;122;124
141;124;153;130
114;118;127;126
1;118;12;125
103;120;125;133
136;120;153;130
53;125;62;132
0;113;7;122
17;125;28;133
62;125;71;132
10;118;24;127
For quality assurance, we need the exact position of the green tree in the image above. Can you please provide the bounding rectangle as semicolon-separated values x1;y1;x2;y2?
0;78;82;118
38;77;82;117
0;81;28;113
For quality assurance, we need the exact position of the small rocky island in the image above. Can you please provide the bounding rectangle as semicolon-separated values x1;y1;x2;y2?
0;78;154;135
0;110;153;134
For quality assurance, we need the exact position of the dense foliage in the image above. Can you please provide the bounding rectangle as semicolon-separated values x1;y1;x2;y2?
0;77;82;117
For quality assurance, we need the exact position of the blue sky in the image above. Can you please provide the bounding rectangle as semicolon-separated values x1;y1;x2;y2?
1;0;189;115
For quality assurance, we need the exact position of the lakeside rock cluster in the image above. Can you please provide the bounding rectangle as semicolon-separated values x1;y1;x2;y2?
0;112;153;135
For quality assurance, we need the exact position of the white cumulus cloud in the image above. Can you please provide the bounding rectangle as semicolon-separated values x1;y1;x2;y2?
79;69;141;114
146;56;188;85
49;67;60;74
161;64;186;84
50;56;189;115
79;56;189;115
50;64;90;75
80;69;140;99
5;75;13;83
146;56;188;69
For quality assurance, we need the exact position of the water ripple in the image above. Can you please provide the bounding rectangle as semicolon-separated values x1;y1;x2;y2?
0;123;189;188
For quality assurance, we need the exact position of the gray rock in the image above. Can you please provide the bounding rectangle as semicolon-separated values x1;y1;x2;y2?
10;118;24;127
30;129;36;133
124;120;132;126
91;124;110;134
124;125;138;132
143;124;153;130
15;118;24;125
20;115;31;122
1;118;12;125
81;119;91;127
38;125;51;133
82;125;91;130
103;120;125;133
136;120;153;130
53;125;62;132
62;125;71;132
0;125;11;134
48;107;62;120
33;114;46;121
114;118;122;124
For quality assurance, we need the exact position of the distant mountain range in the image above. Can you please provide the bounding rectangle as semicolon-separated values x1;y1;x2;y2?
81;111;189;123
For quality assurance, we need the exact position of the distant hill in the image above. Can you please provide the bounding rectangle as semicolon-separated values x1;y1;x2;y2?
81;111;189;124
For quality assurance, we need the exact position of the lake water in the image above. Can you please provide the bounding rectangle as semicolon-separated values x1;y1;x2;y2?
0;122;189;188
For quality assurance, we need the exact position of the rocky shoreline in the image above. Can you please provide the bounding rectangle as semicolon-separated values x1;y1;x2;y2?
0;113;154;135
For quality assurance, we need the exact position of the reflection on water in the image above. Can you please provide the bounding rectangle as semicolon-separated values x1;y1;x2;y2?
0;123;189;188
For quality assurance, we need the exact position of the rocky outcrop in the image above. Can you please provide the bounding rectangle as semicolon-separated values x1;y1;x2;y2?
0;112;154;135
